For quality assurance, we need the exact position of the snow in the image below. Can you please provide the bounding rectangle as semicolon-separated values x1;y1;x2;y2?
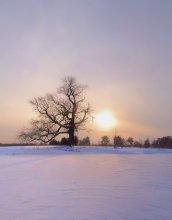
0;146;172;220
1;145;172;156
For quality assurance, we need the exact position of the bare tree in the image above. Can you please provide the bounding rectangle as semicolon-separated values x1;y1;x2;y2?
79;136;91;146
19;77;90;145
127;137;134;146
114;136;124;147
101;136;110;146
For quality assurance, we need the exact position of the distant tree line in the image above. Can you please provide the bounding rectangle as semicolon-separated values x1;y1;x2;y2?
0;143;35;147
102;135;172;149
48;135;172;149
1;135;172;149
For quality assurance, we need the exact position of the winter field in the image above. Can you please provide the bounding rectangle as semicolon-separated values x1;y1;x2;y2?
0;146;172;220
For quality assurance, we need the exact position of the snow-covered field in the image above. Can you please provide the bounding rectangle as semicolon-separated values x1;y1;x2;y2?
0;146;172;220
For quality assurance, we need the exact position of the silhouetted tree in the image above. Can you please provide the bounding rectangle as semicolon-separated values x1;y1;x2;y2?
101;136;110;146
152;136;172;148
127;137;134;146
144;138;151;148
79;136;91;146
133;141;143;148
19;77;90;146
114;136;124;147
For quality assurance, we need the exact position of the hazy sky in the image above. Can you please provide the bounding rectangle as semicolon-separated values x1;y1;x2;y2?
1;0;172;143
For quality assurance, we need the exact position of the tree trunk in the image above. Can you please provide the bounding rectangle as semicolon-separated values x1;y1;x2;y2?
68;125;75;146
68;115;75;146
68;104;76;146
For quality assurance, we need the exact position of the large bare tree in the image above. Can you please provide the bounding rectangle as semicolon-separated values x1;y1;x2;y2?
19;77;90;145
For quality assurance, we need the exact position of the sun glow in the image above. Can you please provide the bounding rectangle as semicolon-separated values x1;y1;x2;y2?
95;111;118;130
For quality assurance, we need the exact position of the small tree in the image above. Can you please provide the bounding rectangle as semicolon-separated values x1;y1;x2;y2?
144;139;151;148
101;136;110;146
79;136;91;146
133;141;143;148
114;136;124;147
19;77;90;146
127;137;134;146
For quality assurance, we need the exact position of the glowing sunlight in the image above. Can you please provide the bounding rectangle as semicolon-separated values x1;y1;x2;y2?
95;111;118;130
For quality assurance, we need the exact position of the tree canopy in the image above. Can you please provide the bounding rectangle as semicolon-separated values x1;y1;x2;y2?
19;77;90;145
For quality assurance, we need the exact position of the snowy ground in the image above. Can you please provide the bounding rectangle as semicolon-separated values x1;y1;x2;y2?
0;146;172;220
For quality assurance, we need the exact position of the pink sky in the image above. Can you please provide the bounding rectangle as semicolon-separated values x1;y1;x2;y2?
0;0;172;143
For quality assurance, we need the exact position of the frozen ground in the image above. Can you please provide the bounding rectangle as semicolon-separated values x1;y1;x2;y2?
0;146;172;220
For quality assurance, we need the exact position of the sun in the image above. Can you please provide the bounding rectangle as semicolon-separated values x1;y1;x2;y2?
95;111;118;130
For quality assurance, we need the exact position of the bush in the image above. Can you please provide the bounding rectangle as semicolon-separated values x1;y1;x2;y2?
49;139;59;145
